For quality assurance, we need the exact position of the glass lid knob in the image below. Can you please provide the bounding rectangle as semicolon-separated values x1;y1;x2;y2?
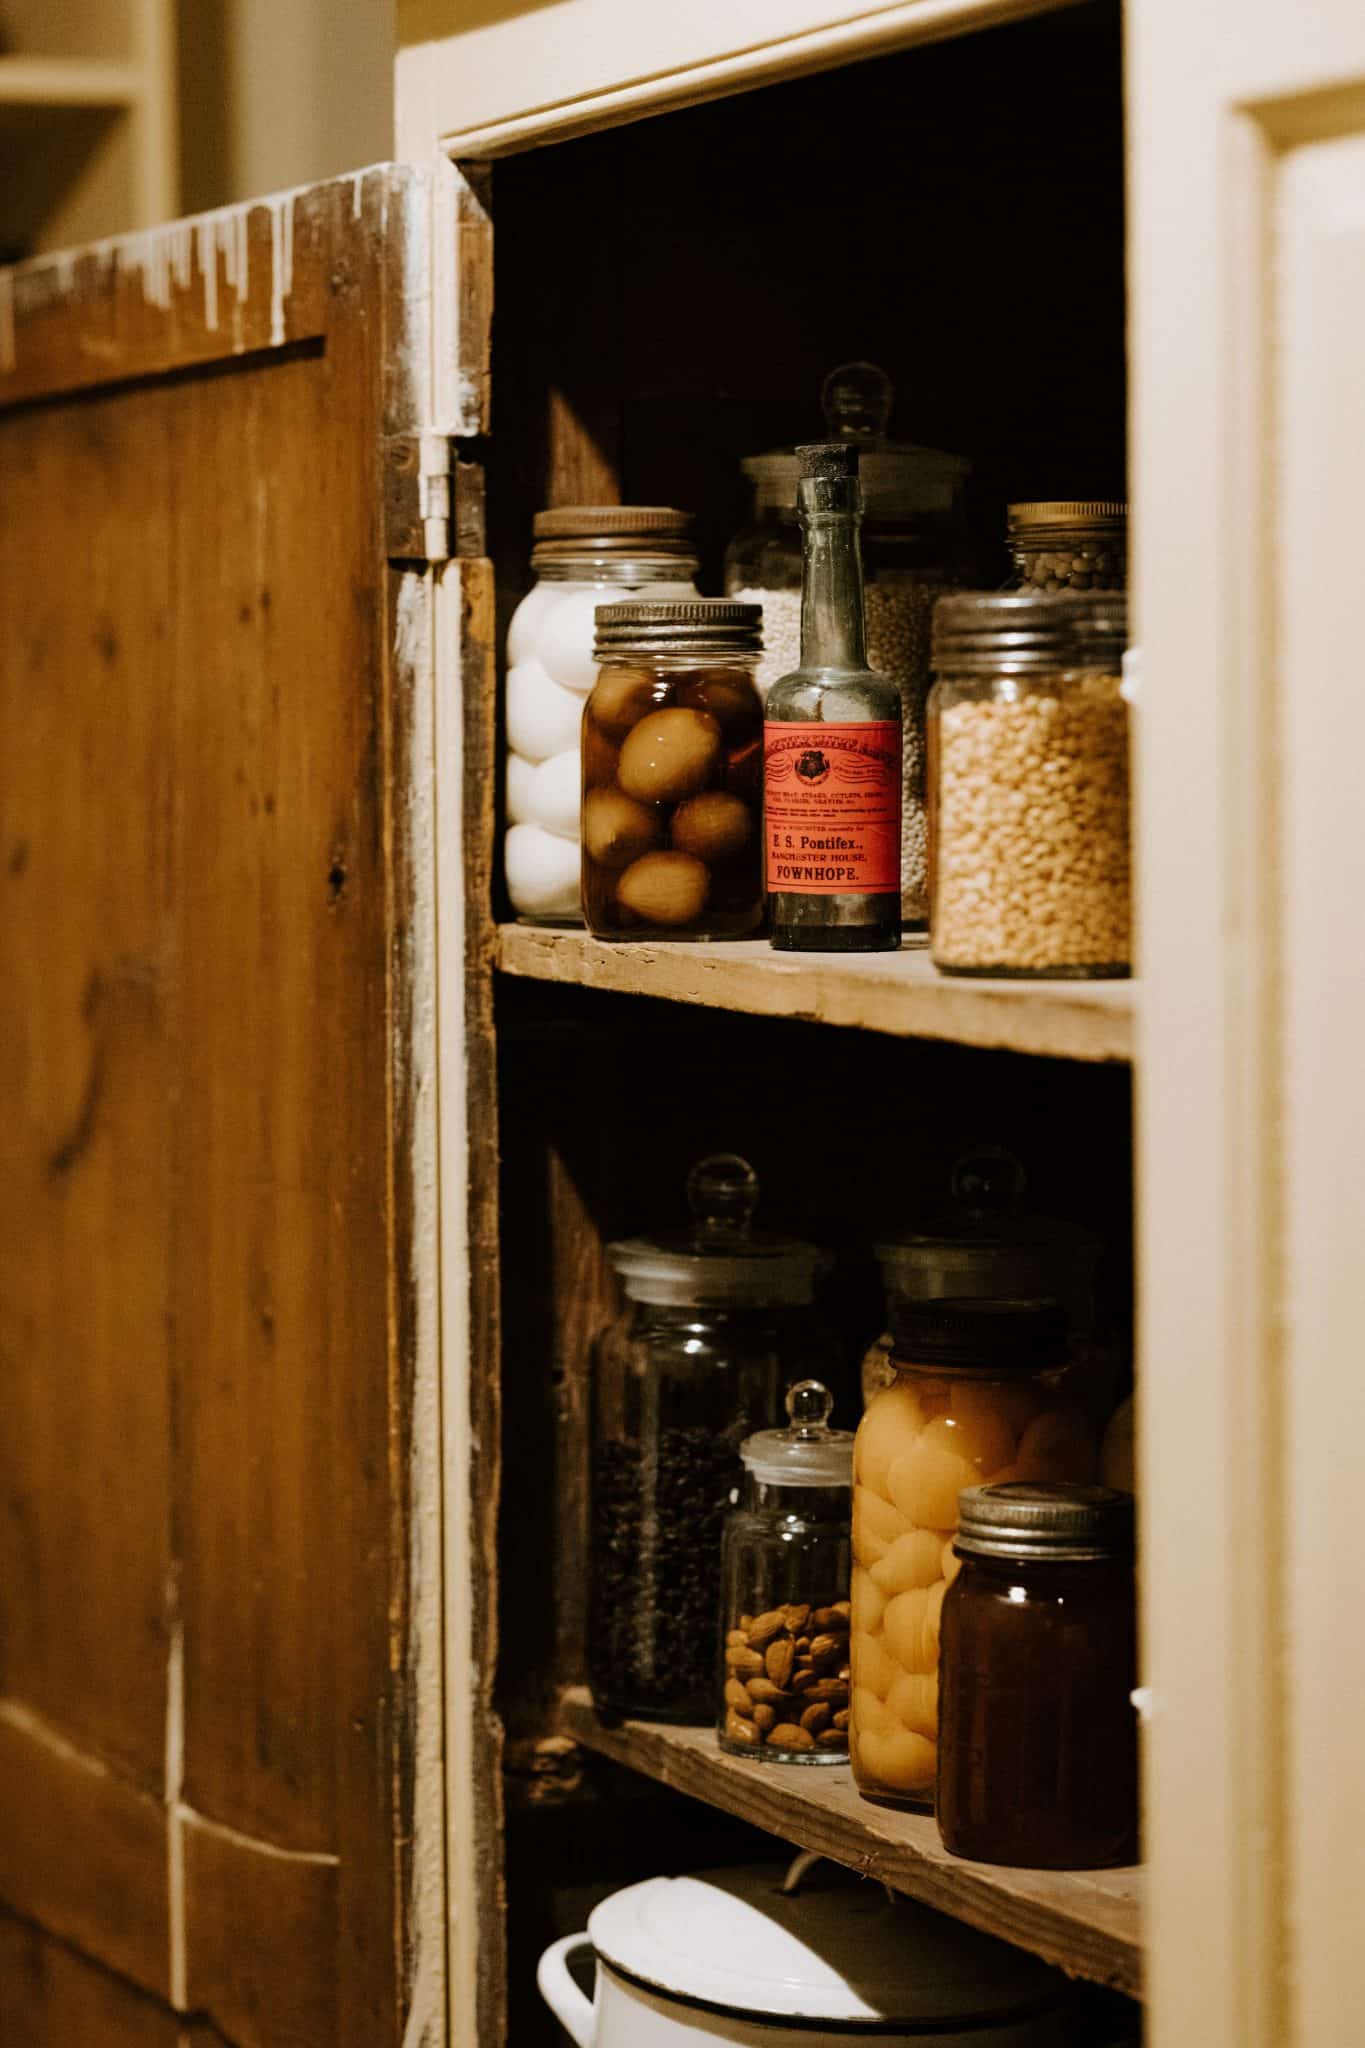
786;1379;834;1436
821;360;894;444
950;1144;1027;1222
687;1152;759;1248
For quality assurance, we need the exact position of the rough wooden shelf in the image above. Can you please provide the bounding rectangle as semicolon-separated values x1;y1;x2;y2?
560;1688;1142;1999
496;927;1135;1063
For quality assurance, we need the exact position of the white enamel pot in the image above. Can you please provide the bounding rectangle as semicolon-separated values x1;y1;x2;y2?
537;1859;1072;2048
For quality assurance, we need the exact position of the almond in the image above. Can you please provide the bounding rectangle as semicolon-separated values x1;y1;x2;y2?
808;1676;849;1704
746;1677;791;1706
746;1609;786;1648
781;1603;811;1635
800;1702;832;1735
833;1708;850;1731
765;1638;796;1689
811;1605;845;1630
752;1703;776;1734
725;1710;760;1746
808;1632;844;1666
816;1727;847;1751
789;1668;818;1694
769;1722;815;1751
725;1679;754;1716
727;1628;749;1648
794;1637;811;1657
726;1645;764;1675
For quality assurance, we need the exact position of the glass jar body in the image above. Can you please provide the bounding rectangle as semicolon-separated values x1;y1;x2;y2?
849;1361;1096;1806
718;1485;851;1763
937;1549;1139;1868
582;650;764;941
927;666;1132;978
1008;513;1127;595
729;504;959;927
505;554;698;924
588;1306;835;1721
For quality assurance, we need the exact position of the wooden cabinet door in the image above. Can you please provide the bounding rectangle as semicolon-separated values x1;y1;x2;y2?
1132;4;1365;2048
0;166;485;2047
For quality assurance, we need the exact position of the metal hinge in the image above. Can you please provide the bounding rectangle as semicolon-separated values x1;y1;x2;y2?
383;433;485;564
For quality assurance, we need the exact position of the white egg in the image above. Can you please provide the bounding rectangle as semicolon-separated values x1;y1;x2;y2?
532;588;607;694
506;659;584;762
506;751;537;824
506;582;561;669
504;823;581;918
527;748;582;839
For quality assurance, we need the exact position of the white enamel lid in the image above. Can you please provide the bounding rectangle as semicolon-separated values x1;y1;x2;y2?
586;1863;1063;2025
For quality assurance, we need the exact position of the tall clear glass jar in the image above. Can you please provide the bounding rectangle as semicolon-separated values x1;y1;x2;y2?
718;1381;853;1763
726;362;970;927
588;1157;836;1723
504;506;698;924
928;591;1131;978
849;1298;1097;1809
583;601;764;941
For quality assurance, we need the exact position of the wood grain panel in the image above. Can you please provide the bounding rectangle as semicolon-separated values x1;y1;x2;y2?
0;167;451;2046
0;1910;184;2048
0;1705;170;1999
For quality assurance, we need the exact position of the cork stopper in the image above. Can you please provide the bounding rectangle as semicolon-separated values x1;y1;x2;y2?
797;442;859;482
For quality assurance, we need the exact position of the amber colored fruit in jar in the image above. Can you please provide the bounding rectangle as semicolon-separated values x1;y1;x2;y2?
848;1363;1097;1807
583;787;664;870
675;670;759;731
670;790;753;863
582;719;622;788
616;851;710;926
617;707;723;804
590;666;658;738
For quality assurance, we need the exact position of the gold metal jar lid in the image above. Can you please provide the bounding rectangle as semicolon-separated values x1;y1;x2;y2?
956;1482;1135;1562
1007;500;1127;531
533;504;694;540
594;598;763;657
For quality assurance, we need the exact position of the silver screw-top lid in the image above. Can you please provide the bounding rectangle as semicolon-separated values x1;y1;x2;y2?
594;598;763;656
955;1482;1136;1562
932;589;1128;674
741;1380;855;1489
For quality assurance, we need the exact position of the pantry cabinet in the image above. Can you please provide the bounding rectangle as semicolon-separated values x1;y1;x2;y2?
2;0;1364;2043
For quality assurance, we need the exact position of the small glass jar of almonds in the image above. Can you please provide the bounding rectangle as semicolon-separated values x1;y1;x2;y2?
719;1381;853;1764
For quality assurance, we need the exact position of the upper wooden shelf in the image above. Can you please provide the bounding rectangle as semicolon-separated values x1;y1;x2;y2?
560;1688;1141;2000
495;927;1135;1063
0;56;142;107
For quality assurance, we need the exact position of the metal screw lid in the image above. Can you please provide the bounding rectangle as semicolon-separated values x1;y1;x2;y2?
932;589;1128;674
1007;500;1127;530
533;505;695;539
890;1295;1070;1373
955;1482;1136;1562
594;598;763;656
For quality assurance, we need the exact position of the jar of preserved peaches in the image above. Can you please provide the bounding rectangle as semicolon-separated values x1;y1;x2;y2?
849;1298;1097;1809
582;601;765;940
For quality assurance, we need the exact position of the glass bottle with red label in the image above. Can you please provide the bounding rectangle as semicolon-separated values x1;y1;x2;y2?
763;443;903;951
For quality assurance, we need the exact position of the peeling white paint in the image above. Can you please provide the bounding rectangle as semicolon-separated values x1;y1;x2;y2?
352;169;368;220
396;566;450;2048
266;193;296;349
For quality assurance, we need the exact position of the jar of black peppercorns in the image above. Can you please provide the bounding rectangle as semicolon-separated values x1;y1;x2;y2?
587;1155;837;1723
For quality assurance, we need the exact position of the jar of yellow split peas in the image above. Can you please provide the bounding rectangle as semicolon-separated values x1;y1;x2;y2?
849;1297;1097;1809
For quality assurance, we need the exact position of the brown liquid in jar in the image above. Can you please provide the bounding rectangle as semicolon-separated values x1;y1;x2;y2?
582;662;764;939
936;1548;1138;1868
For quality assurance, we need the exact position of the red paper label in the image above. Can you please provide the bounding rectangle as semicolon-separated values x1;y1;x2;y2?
764;721;902;895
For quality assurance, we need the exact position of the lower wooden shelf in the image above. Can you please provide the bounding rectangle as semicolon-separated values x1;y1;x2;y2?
560;1687;1142;2000
495;926;1134;1063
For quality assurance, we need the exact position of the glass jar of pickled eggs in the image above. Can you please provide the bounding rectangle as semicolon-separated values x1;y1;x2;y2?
582;601;765;941
849;1297;1097;1809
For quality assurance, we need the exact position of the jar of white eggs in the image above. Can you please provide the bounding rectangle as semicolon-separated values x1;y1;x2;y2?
505;506;699;923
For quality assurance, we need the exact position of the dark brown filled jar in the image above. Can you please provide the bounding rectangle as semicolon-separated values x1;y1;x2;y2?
582;600;765;940
937;1482;1138;1870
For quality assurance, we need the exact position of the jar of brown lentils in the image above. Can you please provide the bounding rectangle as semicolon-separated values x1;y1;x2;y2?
1007;501;1126;594
582;600;764;940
